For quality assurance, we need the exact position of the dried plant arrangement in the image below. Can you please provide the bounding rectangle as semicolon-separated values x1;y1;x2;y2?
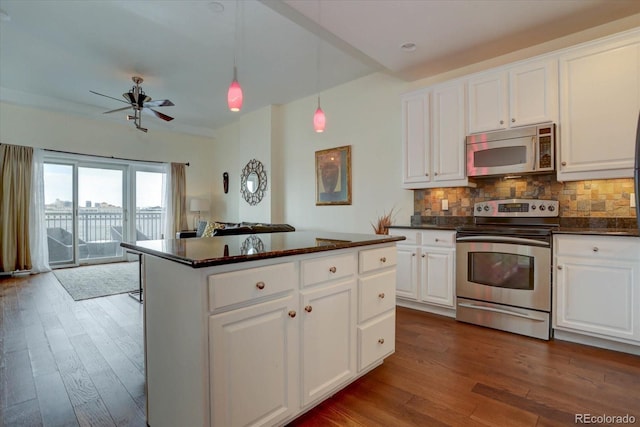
371;208;395;235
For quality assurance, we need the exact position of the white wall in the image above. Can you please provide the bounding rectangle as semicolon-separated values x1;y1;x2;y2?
0;102;216;229
213;72;415;234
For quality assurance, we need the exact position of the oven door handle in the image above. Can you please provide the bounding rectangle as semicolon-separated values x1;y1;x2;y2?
458;302;547;321
456;235;550;247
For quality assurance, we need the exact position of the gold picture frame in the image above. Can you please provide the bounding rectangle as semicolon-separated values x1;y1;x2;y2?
315;145;352;206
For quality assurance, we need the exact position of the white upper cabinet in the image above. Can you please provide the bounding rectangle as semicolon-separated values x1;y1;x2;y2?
557;30;640;181
468;59;558;134
401;81;470;189
401;89;430;185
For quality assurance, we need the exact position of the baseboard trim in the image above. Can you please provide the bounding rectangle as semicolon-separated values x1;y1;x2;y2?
553;329;640;356
396;298;456;318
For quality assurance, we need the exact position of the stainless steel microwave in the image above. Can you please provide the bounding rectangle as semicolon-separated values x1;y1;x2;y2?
466;123;555;178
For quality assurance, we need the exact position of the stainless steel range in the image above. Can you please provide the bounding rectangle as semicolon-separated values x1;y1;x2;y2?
455;198;559;340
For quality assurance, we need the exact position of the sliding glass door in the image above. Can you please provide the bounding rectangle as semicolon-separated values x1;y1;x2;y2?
44;155;167;267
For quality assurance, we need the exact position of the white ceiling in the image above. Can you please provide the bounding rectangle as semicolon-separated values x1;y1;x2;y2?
1;0;639;138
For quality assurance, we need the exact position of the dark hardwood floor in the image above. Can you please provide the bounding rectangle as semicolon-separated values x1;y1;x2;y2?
2;272;639;426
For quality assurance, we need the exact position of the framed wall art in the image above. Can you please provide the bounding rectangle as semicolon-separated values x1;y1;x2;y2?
315;145;351;206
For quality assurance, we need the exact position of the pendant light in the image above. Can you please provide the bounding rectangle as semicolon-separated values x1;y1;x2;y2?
313;1;326;133
227;0;243;112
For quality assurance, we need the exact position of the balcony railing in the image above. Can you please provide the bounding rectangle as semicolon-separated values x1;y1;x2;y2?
45;209;164;263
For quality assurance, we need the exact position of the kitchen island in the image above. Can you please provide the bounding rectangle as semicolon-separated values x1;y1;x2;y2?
121;231;404;427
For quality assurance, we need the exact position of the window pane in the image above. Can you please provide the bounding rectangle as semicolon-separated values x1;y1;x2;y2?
44;163;74;264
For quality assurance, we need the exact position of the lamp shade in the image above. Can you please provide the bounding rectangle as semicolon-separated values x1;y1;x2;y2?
190;198;209;212
227;79;243;112
313;106;326;133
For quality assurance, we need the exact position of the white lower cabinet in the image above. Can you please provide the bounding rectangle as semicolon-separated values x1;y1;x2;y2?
210;295;299;427
300;278;356;406
144;243;398;427
389;228;456;316
554;234;640;346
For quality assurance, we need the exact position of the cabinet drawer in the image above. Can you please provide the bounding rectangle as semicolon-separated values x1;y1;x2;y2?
554;235;640;259
358;311;395;372
208;263;296;311
420;230;455;248
388;228;420;245
358;270;396;323
359;246;397;274
301;253;356;287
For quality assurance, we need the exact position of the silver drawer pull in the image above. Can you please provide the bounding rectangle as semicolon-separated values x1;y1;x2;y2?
378;293;385;299
557;265;563;270
434;238;439;242
593;247;599;252
288;310;296;318
378;338;385;344
380;257;386;263
304;305;313;313
256;281;265;290
329;266;337;273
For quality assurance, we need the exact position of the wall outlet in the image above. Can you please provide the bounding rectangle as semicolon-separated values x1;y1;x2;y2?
631;193;636;208
442;199;449;211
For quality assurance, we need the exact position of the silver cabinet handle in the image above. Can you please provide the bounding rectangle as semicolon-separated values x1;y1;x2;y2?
256;281;265;290
557;265;563;270
593;247;599;252
378;293;385;299
511;118;516;123
304;305;312;313
561;161;567;166
329;266;337;273
499;120;504;125
288;310;296;318
380;257;386;263
378;338;385;344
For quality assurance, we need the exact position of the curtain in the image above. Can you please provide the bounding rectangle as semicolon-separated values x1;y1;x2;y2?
171;162;188;235
29;148;50;272
161;162;173;239
0;144;33;272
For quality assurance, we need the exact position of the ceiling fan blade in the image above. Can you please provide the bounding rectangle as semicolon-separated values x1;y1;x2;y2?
144;99;174;108
90;90;129;104
103;106;132;114
144;108;174;122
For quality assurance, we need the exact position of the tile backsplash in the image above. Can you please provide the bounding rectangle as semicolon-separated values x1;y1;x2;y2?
414;174;635;218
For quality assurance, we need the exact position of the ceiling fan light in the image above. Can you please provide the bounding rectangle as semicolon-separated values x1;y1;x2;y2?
227;78;243;112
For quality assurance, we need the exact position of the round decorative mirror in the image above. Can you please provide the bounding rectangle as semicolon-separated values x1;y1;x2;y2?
240;159;267;205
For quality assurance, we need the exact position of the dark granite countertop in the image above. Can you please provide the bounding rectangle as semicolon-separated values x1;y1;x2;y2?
554;227;639;237
120;231;405;268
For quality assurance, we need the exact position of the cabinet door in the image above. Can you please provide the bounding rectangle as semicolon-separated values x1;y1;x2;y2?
401;90;431;185
432;81;466;182
509;59;557;127
558;33;640;181
468;72;508;133
555;256;639;343
396;245;418;300
301;279;356;406
210;295;299;427
420;248;455;308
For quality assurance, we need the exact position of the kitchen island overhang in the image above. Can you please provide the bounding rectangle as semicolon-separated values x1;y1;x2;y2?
122;231;404;427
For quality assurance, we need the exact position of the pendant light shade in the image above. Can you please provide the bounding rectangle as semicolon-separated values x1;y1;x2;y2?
313;96;326;133
227;65;243;112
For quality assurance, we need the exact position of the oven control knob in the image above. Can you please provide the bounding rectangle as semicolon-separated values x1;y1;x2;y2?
531;205;536;210
539;205;546;211
476;206;482;212
483;205;490;212
548;205;555;212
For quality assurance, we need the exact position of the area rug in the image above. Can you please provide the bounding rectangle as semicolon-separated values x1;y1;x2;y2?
54;261;139;301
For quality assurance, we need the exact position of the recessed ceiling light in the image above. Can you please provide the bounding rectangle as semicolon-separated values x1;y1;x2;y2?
400;42;416;52
207;2;224;14
0;8;11;22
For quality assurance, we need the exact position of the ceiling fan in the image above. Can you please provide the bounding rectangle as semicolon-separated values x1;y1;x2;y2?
90;76;174;133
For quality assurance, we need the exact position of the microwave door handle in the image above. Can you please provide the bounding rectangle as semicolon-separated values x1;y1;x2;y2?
530;136;536;171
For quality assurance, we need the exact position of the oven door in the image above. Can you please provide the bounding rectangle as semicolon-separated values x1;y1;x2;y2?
456;236;551;312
